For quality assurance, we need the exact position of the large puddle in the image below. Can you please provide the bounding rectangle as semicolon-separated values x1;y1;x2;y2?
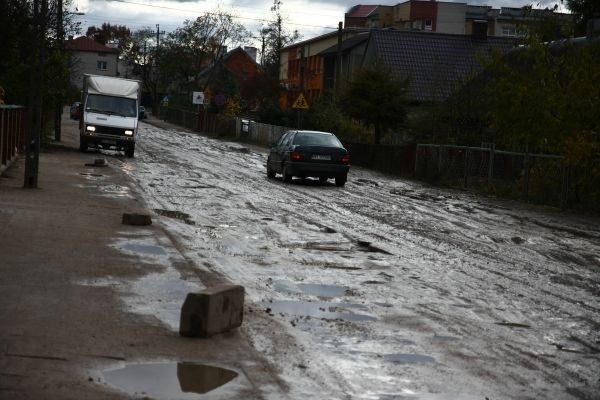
121;243;168;256
273;280;348;297
263;300;376;322
103;362;238;399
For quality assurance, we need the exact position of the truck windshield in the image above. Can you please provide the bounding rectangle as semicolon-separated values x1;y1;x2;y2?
85;94;137;118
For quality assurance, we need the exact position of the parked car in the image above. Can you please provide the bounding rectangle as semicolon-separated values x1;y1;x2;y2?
69;102;81;120
267;130;350;186
138;106;146;119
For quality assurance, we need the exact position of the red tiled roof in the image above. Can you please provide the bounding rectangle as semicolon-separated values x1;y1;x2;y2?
346;5;379;18
64;36;118;53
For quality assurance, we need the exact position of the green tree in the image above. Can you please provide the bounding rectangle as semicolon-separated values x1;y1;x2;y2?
340;62;408;144
486;38;600;157
160;11;249;92
86;23;132;54
260;0;300;77
565;0;600;36
121;27;164;111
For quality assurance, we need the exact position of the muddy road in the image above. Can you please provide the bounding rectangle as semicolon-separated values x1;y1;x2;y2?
118;122;600;399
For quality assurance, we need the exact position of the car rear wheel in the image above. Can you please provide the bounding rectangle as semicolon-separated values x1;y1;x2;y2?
335;174;347;187
282;164;292;183
267;162;276;179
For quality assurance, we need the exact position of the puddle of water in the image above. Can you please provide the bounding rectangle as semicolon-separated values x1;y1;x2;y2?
154;209;195;225
384;353;436;364
103;362;238;399
263;300;376;322
127;268;201;330
273;280;348;298
121;243;167;256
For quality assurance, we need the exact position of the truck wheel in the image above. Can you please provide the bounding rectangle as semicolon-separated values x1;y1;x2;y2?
125;144;135;158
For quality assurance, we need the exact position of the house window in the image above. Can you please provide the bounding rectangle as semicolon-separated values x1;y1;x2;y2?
97;61;108;71
425;19;433;30
502;25;516;37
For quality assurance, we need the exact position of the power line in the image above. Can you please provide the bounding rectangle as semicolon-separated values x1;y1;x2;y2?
92;0;340;31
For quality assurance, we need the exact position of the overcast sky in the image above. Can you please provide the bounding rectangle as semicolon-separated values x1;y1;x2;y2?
69;0;562;47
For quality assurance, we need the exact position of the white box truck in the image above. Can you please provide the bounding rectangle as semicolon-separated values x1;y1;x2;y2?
79;74;141;157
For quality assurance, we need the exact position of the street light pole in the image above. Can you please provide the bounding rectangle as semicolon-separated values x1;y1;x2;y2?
24;0;48;188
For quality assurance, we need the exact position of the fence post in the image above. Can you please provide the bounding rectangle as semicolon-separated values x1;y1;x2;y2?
1;109;5;169
437;145;443;175
463;148;468;188
488;144;495;192
523;147;530;200
560;164;569;210
414;144;420;177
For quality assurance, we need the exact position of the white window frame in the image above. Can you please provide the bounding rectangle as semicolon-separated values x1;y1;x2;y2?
97;61;108;71
502;25;516;37
424;19;433;30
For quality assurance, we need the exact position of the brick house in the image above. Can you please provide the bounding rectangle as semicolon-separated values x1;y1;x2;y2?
64;36;119;89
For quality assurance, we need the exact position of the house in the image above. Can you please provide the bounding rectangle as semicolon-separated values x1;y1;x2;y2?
64;36;119;89
279;28;367;108
321;28;516;103
196;47;261;106
345;1;573;38
345;5;394;29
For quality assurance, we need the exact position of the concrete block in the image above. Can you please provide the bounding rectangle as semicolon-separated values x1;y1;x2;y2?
179;285;244;338
122;213;152;226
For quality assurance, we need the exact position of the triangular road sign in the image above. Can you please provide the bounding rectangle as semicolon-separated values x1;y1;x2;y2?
292;93;309;110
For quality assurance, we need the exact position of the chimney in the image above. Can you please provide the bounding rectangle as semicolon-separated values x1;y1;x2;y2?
472;20;488;41
244;46;258;61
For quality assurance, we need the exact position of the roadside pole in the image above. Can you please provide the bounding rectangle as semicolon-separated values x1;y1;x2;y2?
54;0;63;142
24;0;48;188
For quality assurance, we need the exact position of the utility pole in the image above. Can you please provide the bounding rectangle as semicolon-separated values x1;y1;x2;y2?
335;21;342;93
24;0;48;188
54;0;63;141
152;24;165;61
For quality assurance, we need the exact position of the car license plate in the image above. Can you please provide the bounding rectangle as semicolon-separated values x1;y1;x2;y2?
102;139;116;145
312;155;331;160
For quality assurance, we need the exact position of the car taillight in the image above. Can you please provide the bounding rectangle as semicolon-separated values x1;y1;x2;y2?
341;154;350;164
291;151;301;160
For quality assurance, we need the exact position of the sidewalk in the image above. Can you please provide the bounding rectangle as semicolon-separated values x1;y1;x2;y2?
0;113;280;399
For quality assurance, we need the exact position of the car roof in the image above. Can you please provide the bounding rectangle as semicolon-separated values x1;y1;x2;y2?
291;130;334;136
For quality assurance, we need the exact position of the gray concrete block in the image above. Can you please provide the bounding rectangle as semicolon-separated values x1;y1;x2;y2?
179;285;244;338
122;213;152;226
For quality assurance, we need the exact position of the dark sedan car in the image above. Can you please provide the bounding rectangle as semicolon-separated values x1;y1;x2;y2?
267;130;350;186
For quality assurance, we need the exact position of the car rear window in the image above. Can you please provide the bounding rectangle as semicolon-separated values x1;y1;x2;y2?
293;132;342;147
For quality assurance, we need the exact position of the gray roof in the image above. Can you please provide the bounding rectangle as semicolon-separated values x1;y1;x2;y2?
367;30;516;102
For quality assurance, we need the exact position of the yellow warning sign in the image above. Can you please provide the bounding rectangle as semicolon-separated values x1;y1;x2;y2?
292;93;309;110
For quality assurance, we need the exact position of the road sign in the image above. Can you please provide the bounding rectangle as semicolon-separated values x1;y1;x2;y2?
292;93;309;110
192;91;204;105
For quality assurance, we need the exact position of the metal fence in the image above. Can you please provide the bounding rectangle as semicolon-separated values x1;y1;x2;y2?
1;106;27;174
414;144;593;209
235;118;291;146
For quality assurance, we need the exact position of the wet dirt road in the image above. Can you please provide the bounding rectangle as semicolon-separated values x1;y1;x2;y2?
120;122;600;399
